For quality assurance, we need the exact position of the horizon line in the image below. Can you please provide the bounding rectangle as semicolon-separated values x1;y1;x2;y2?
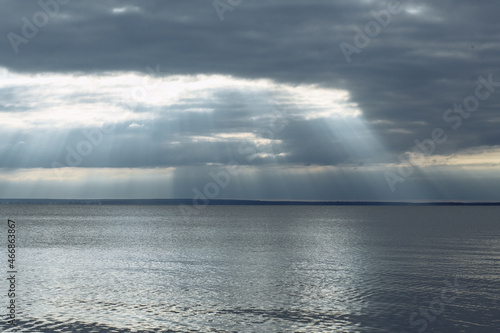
0;198;499;206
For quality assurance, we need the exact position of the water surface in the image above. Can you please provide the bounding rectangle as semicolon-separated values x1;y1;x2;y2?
1;205;499;332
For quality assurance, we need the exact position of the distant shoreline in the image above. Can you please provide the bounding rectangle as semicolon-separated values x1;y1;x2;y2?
0;199;499;206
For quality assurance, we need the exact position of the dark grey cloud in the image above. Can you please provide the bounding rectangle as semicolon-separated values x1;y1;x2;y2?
1;0;500;200
2;0;499;158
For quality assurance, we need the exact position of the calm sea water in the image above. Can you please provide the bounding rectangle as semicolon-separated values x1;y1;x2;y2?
0;205;499;332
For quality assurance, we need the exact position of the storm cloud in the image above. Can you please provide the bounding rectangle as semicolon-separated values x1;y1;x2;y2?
0;0;499;200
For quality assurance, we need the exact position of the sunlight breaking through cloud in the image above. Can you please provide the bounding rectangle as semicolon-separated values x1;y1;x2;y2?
0;67;361;130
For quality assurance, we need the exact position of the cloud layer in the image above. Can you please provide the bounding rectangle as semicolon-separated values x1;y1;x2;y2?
0;0;499;200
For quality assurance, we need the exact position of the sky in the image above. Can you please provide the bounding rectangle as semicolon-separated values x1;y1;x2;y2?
0;0;499;201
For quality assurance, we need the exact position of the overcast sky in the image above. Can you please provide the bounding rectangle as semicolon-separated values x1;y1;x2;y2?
0;0;499;201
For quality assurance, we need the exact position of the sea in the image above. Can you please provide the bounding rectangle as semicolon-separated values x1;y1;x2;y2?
0;205;499;332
